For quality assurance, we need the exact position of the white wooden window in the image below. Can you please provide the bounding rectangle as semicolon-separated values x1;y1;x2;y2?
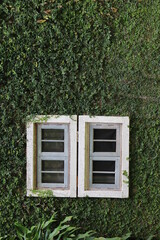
89;124;120;189
27;115;77;198
78;116;129;198
37;124;69;188
27;115;129;198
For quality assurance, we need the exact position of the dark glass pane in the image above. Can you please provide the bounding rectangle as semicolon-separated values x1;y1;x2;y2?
93;161;115;171
42;142;64;152
93;173;115;184
94;129;116;140
42;160;64;171
94;142;116;152
42;173;64;183
42;129;64;140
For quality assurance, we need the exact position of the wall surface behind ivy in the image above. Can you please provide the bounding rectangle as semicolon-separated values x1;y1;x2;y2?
0;0;160;238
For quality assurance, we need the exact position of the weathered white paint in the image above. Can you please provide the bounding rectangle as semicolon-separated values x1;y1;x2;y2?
26;115;77;198
78;116;129;198
26;122;34;190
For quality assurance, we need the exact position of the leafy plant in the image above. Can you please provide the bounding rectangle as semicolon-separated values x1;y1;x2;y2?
0;214;132;240
14;214;73;240
12;214;95;240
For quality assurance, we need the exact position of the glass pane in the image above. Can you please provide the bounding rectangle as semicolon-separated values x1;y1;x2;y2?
42;173;64;183
42;142;64;152
42;160;64;171
93;173;115;184
94;142;116;152
94;129;116;140
42;129;64;140
93;161;115;172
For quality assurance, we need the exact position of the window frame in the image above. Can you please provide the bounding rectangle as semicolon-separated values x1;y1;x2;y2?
89;123;121;190
78;116;129;198
90;123;120;157
89;157;120;190
27;115;129;198
37;124;69;189
26;115;77;198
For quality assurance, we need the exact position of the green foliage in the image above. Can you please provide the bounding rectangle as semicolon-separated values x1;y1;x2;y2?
0;0;160;239
13;215;79;240
1;214;131;240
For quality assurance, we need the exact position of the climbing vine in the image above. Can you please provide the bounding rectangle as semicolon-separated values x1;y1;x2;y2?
0;0;160;239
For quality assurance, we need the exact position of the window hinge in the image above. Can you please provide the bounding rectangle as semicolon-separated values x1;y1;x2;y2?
77;131;79;142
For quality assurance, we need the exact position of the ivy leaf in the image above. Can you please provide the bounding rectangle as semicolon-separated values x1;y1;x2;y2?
44;9;51;14
111;7;118;13
37;19;47;23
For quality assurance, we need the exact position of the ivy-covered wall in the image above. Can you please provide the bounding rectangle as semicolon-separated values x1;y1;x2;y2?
0;0;160;238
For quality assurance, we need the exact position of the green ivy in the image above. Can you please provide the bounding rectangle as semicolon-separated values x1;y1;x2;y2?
0;0;160;239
